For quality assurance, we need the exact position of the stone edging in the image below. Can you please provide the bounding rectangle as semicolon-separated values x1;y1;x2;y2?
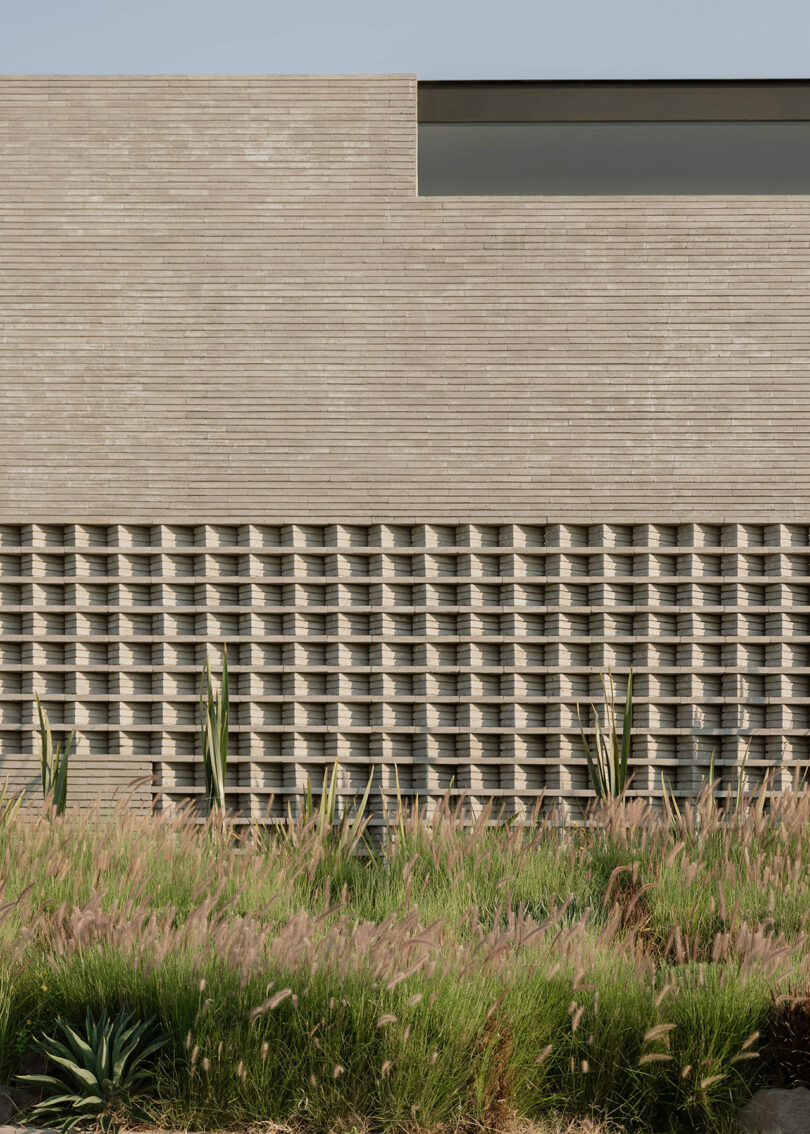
0;1127;60;1134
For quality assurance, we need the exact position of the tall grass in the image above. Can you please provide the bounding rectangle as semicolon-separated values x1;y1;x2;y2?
2;787;810;1132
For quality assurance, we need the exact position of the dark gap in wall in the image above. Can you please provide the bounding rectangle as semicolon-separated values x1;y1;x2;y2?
417;80;810;196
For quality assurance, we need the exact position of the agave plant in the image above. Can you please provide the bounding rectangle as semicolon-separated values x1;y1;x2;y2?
17;1008;169;1133
199;651;229;814
577;670;633;799
36;692;74;815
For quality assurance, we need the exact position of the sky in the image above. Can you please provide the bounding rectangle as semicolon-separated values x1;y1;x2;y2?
2;0;810;78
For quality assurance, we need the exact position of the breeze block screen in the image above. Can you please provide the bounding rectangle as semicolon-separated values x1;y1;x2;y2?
1;520;808;822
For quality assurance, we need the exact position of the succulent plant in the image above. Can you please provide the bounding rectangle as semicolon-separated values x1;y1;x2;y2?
36;692;74;815
577;670;634;799
199;651;229;814
18;1007;168;1133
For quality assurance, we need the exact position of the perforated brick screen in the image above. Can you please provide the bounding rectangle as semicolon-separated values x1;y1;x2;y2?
2;521;808;821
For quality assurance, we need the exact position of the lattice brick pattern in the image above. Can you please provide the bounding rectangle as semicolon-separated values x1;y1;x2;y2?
1;521;809;821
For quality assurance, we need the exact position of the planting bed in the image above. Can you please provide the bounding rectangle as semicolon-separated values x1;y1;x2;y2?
1;789;810;1133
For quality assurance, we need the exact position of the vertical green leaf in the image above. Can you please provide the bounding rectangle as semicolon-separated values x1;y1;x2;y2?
578;702;605;800
619;669;633;794
199;651;230;815
343;766;374;853
37;691;53;797
326;759;338;826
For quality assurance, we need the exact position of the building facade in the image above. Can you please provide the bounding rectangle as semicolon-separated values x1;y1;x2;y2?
2;75;810;817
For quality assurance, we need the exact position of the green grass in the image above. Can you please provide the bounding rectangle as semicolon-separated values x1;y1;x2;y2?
1;788;809;1133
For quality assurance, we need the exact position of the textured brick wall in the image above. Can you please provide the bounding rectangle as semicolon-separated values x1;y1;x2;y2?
1;77;809;813
2;76;810;523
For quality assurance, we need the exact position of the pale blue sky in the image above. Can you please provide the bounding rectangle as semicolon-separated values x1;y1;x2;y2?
2;0;810;78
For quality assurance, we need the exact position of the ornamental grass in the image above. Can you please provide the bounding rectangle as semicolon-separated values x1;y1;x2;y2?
2;785;810;1132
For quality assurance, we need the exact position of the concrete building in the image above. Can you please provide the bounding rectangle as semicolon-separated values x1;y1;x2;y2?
2;75;810;817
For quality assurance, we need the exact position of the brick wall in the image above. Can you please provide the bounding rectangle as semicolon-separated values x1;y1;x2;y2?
1;77;809;812
3;76;810;523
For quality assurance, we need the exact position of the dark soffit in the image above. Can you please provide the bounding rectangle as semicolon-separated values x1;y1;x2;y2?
418;80;810;122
